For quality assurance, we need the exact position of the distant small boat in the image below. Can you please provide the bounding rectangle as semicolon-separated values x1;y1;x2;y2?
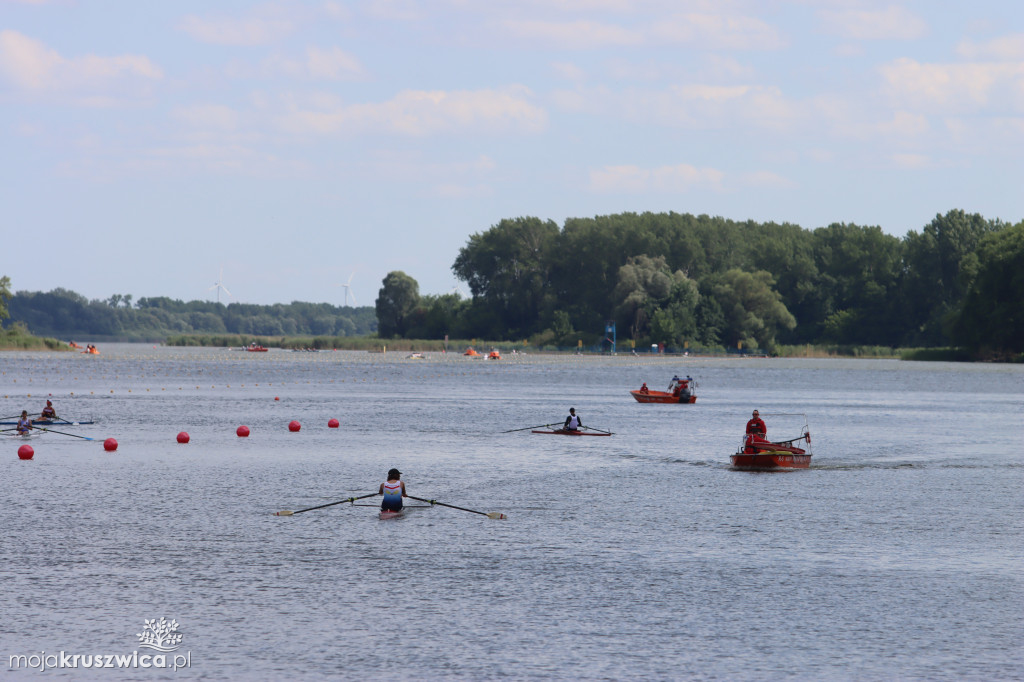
407;352;425;359
488;349;501;360
630;376;696;404
245;345;268;352
463;348;481;357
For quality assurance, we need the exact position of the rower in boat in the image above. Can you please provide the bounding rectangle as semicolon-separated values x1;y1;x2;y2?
379;468;407;513
564;407;582;432
16;411;33;435
39;400;57;421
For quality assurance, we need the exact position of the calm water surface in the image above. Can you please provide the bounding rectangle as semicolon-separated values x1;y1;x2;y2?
1;345;1021;680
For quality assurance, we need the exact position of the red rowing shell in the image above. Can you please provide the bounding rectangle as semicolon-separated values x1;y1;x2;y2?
531;429;611;437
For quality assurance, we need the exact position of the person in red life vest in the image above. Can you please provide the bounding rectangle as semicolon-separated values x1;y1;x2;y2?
639;383;649;394
745;409;767;452
379;468;407;512
39;400;57;420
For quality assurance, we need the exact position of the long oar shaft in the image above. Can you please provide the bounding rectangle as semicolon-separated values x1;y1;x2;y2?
408;495;506;519
35;427;95;441
502;423;556;433
274;492;379;516
582;426;613;434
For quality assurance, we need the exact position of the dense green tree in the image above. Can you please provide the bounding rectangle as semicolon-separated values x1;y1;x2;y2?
453;217;559;337
951;222;1024;357
0;275;10;325
706;269;796;351
899;210;1001;345
376;271;420;338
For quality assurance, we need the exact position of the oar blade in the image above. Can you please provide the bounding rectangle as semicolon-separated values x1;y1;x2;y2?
274;510;294;516
487;512;507;520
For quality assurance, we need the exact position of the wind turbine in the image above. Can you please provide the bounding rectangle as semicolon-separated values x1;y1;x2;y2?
338;273;356;307
209;268;232;303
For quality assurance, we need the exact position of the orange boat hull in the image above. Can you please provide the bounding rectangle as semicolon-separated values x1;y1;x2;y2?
629;390;696;404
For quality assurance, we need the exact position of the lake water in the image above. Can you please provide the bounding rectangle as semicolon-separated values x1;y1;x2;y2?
1;345;1021;680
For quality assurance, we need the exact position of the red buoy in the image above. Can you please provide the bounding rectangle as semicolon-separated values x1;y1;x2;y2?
328;418;339;428
177;431;190;444
237;425;250;437
275;396;280;401
288;420;301;432
18;444;34;460
103;438;118;452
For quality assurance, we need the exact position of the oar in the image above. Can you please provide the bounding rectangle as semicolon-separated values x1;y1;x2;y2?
1;415;23;421
52;417;81;426
502;423;557;433
582;426;614;435
274;492;379;516
408;495;507;520
33;426;97;441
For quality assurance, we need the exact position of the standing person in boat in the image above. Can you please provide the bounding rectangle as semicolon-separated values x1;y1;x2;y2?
379;469;407;512
39;400;57;421
564;407;583;432
16;410;33;435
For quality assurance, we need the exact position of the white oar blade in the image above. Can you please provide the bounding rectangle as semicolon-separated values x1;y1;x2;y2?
274;510;294;516
487;512;507;520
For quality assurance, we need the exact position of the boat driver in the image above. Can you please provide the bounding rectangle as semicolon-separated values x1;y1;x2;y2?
379;468;407;512
746;410;767;441
564;408;582;432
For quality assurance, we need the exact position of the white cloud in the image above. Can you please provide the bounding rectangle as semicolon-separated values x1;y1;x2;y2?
818;6;928;41
650;13;786;50
172;104;239;131
503;20;642;48
180;12;294;46
740;171;797;189
889;153;933;169
958;33;1024;61
305;46;365;80
879;58;1024;112
589;163;725;193
279;86;547;136
0;30;161;99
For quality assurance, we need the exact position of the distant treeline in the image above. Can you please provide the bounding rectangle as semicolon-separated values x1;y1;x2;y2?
5;290;377;341
372;209;1023;360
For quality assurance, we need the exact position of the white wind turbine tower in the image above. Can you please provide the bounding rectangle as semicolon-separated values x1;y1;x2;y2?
338;273;356;307
209;268;232;303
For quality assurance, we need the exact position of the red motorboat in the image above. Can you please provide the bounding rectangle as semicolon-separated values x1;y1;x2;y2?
730;414;812;470
630;376;696;404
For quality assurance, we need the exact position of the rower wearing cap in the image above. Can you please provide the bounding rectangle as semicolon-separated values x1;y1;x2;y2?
379;468;407;512
40;400;57;420
564;407;582;432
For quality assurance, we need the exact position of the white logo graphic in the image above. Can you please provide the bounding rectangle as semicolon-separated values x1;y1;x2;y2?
136;618;183;652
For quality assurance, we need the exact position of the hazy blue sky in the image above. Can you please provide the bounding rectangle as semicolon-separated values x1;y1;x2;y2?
2;0;1021;305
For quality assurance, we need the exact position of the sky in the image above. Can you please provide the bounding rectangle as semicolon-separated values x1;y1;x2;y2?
2;0;1022;306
